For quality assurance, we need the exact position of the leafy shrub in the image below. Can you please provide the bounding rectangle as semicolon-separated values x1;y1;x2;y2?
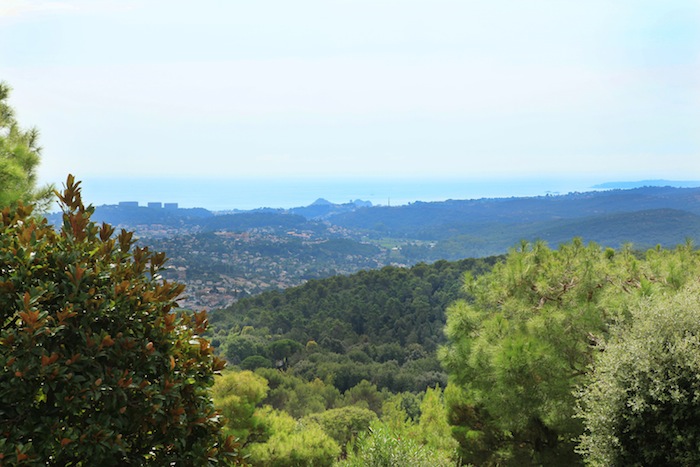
416;385;459;460
0;177;238;464
339;423;452;467
302;405;377;453
342;380;385;414
246;408;340;466
213;370;270;445
254;368;340;417
577;284;700;466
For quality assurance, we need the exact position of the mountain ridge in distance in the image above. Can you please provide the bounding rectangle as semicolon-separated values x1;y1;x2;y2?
592;179;700;189
91;184;700;309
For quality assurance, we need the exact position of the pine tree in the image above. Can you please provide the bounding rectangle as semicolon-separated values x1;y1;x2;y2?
0;82;53;209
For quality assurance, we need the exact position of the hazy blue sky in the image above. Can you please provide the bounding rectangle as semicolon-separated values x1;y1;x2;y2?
2;0;699;188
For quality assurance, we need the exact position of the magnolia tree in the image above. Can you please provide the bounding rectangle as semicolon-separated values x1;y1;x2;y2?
0;176;240;465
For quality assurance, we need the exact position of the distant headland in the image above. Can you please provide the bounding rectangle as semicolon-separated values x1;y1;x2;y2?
593;180;700;189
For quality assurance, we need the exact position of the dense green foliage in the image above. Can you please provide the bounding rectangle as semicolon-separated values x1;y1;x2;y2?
0;82;53;209
211;238;700;466
245;407;340;466
212;367;459;466
212;370;270;446
304;406;378;453
577;283;700;466
213;259;490;349
210;257;498;394
339;423;450;467
0;177;238;465
441;238;700;465
255;368;343;418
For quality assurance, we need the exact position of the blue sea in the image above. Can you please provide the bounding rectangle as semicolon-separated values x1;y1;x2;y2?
68;176;622;211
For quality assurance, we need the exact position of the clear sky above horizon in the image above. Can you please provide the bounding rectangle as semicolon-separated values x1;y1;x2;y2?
1;0;699;188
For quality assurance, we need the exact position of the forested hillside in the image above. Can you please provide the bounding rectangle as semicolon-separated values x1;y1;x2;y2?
208;257;499;393
206;240;700;465
329;186;700;258
331;186;700;237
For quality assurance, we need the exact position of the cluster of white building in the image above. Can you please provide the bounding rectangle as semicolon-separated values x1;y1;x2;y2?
118;201;179;210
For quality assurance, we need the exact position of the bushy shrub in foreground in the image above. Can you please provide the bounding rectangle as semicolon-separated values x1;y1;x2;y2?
0;177;239;465
577;283;700;466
